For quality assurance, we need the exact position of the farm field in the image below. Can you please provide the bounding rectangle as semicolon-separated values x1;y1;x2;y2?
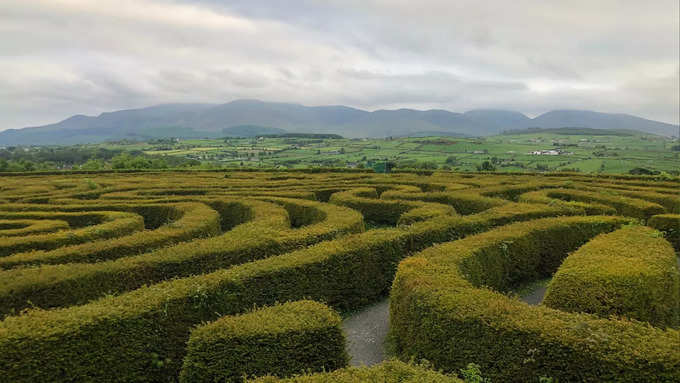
95;130;678;174
0;170;678;382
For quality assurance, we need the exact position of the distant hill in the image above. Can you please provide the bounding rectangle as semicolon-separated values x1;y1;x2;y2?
531;110;677;137
1;100;677;145
222;125;286;137
502;127;649;136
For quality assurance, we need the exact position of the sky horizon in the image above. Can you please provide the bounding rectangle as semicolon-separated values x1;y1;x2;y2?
1;0;678;131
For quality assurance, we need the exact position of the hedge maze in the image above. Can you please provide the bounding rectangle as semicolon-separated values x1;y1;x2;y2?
0;171;678;382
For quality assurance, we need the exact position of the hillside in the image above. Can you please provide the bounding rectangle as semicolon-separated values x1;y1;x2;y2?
0;100;677;145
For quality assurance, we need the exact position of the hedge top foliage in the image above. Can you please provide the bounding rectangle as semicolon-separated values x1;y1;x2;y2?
250;360;463;382
390;215;680;382
0;171;678;381
543;224;680;327
191;300;342;339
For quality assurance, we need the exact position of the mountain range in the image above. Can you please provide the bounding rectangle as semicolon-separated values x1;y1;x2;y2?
0;99;677;145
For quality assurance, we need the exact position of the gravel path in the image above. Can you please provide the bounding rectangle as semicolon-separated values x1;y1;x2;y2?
341;298;390;366
520;285;548;305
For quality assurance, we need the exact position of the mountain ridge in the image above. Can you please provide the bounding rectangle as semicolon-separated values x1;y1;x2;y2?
1;99;677;145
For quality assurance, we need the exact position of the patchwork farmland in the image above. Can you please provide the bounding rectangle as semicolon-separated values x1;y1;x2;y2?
0;170;678;382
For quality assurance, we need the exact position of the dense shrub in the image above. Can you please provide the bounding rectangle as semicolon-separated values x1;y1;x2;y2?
544;225;679;327
0;198;363;315
390;216;680;382
0;171;676;381
180;301;347;382
649;214;680;250
0;201;567;381
0;219;69;237
250;360;463;382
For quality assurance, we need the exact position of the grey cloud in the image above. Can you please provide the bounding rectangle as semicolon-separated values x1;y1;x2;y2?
0;0;677;130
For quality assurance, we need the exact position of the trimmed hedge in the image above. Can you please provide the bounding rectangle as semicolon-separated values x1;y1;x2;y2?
179;300;347;382
0;198;364;315
543;225;679;327
518;189;617;216
0;202;568;382
329;188;419;225
0;219;69;237
649;214;680;250
380;189;505;215
545;188;666;219
250;360;463;383
0;211;144;257
390;216;680;382
0;202;221;269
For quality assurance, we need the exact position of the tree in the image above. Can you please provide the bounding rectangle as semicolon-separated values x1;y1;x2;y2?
477;161;495;172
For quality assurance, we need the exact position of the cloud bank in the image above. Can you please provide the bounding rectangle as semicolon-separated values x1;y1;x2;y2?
0;0;678;130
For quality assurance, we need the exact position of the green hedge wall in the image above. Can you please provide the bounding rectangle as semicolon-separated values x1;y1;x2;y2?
0;198;363;316
649;214;680;250
390;216;680;382
0;202;568;382
543;225;680;327
0;202;222;269
250;360;463;383
179;300;347;382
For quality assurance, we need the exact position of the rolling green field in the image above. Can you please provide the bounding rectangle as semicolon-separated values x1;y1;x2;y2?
94;131;679;174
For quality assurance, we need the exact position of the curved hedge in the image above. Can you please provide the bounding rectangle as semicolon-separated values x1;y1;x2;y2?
0;219;69;237
543;188;666;219
0;202;222;269
0;198;363;315
179;300;347;382
390;216;680;382
543;225;679;327
0;201;567;381
0;211;144;256
649;214;680;250
1;171;677;381
250;360;463;383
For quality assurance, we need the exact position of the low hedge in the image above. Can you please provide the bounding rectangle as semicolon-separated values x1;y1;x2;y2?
0;202;222;269
329;188;420;225
0;202;569;382
0;198;363;315
390;216;680;382
518;189;617;216
250;360;462;383
545;188;666;219
0;211;144;257
0;219;69;237
543;225;679;327
579;185;680;214
179;300;347;382
380;189;505;215
649;214;680;250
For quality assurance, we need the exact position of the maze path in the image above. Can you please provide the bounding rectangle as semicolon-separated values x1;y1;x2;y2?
0;171;677;382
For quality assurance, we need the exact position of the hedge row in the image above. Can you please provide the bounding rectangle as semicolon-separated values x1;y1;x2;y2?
390;216;680;382
578;185;680;214
0;210;144;257
179;300;347;382
329;188;429;225
0;202;222;269
0;219;69;237
649;214;680;250
543;225;679;327
0;198;364;316
0;201;570;382
250;360;463;383
517;189;618;216
544;188;666;219
380;189;506;215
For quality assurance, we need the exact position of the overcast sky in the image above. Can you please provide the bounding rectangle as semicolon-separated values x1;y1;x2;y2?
1;0;678;130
